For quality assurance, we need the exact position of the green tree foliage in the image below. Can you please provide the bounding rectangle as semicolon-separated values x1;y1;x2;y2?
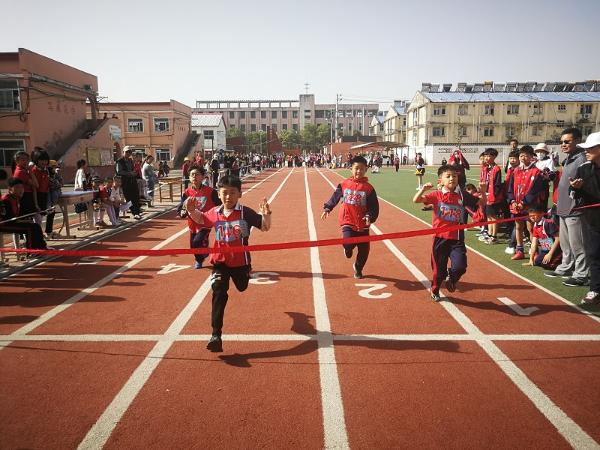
300;124;331;152
279;129;302;149
246;131;267;152
227;127;245;138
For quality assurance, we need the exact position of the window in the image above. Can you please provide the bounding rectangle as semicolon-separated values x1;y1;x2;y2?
239;111;245;119
458;126;467;137
304;109;311;119
261;111;266;119
580;104;593;114
240;124;246;132
155;149;171;162
432;127;445;137
314;110;324;119
483;126;494;137
584;126;593;136
251;124;257;132
292;111;298;119
154;118;169;132
203;130;214;140
433;105;446;116
338;110;344;118
557;104;566;112
457;104;468;116
0;80;20;111
271;111;277;119
282;124;287;130
0;140;24;166
346;111;353;118
532;126;542;136
250;111;256;119
505;126;516;138
282;111;288;119
229;111;235;119
271;124;277;131
533;104;543;115
507;105;520;115
348;124;352;132
292;124;298;131
484;104;495;115
128;118;143;132
261;124;266;131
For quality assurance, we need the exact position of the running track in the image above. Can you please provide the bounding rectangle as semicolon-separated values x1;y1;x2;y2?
1;167;600;449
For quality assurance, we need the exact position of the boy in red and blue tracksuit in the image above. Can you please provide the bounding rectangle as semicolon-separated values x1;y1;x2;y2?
178;167;221;269
506;145;545;260
479;147;504;244
322;155;380;279
414;165;487;301
185;174;272;352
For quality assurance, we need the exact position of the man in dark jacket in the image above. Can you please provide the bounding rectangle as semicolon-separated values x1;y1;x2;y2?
570;131;600;305
115;146;141;220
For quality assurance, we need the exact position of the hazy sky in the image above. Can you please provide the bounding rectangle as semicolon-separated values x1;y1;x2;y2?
3;0;600;109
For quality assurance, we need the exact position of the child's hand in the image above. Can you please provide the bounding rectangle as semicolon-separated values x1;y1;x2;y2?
569;177;584;189
321;210;330;220
542;254;552;265
184;196;197;212
522;261;533;266
421;182;433;191
479;182;488;192
364;215;371;227
259;197;271;215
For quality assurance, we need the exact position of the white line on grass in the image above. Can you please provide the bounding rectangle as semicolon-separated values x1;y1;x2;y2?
317;168;599;448
77;165;295;450
304;167;349;450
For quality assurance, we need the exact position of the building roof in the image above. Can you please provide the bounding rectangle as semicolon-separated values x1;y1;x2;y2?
393;105;407;114
191;114;224;127
422;91;600;103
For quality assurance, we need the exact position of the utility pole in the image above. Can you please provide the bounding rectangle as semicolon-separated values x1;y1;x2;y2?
335;93;342;142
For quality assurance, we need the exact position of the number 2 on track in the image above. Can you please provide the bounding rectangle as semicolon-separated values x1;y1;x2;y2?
355;283;391;299
249;271;280;285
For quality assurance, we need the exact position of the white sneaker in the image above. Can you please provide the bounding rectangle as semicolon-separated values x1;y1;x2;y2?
504;246;515;255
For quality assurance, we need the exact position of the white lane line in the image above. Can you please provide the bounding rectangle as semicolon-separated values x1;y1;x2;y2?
1;227;189;349
77;165;295;449
304;167;349;450
76;276;213;450
3;333;600;343
498;297;540;316
317;168;599;448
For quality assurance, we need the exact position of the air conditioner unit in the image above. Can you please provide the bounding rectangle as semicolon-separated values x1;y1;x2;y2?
582;113;591;119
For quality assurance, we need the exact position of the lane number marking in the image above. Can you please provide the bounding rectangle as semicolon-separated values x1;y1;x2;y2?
249;271;280;285
498;297;539;316
157;263;191;274
74;256;108;265
355;283;391;299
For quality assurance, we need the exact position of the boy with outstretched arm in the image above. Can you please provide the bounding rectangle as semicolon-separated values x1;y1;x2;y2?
321;155;379;279
414;165;487;301
178;167;221;269
184;174;271;352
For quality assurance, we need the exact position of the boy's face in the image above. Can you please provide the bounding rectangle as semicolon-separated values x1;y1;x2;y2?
508;156;519;167
10;184;25;198
218;186;242;210
519;153;533;166
38;159;49;168
189;170;201;186
350;162;367;179
528;211;544;223
438;170;458;191
16;156;29;167
483;154;496;165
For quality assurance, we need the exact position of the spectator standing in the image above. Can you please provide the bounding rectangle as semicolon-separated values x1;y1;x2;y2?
182;157;192;189
45;160;62;239
12;151;38;217
31;148;50;228
569;131;600;304
142;155;159;204
115;146;141;220
544;128;589;286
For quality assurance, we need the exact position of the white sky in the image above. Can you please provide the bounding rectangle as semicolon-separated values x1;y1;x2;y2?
3;0;600;109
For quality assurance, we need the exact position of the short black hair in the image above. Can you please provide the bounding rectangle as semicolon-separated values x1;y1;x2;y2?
350;155;368;166
509;138;519;144
437;164;458;176
483;147;498;157
527;204;546;213
561;127;582;140
7;177;24;187
519;145;535;156
464;183;477;191
217;174;242;191
508;150;520;158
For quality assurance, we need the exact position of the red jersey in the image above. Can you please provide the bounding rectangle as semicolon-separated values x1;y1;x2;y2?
424;187;479;241
12;166;33;193
507;163;544;213
32;166;49;193
532;218;558;251
480;163;503;205
0;193;20;219
183;185;219;232
198;204;263;267
323;177;379;232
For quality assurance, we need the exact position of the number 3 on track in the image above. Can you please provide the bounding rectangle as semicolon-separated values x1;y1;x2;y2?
355;283;391;299
249;272;280;285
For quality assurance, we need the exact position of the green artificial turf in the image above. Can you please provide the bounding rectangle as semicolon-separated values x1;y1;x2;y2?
334;165;599;316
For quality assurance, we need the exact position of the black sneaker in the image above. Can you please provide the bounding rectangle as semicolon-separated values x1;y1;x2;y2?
206;335;223;352
431;292;441;302
353;263;363;279
445;277;456;293
562;277;587;287
343;247;352;259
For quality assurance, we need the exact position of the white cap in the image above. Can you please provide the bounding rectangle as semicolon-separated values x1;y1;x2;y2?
534;143;549;153
577;131;600;149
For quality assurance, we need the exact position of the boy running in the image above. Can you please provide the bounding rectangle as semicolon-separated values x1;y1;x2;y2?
184;174;272;352
414;165;487;301
321;155;380;279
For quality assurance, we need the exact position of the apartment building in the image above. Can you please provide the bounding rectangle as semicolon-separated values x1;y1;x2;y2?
382;100;409;145
369;112;385;140
406;80;600;164
194;94;379;137
90;100;192;164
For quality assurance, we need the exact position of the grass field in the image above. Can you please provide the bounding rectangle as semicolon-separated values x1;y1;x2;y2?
334;165;599;316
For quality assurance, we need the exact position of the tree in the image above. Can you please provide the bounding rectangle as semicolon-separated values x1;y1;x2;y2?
246;131;267;153
280;129;301;149
227;127;245;139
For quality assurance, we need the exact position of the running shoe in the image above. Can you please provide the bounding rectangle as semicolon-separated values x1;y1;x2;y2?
581;291;600;305
504;246;515;255
511;251;525;260
206;335;223;352
562;277;588;287
353;263;363;279
445;277;456;293
431;292;441;302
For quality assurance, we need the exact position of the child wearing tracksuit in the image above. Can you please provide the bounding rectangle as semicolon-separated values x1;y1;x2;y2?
184;174;271;352
414;165;487;301
178;167;221;269
321;155;380;279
